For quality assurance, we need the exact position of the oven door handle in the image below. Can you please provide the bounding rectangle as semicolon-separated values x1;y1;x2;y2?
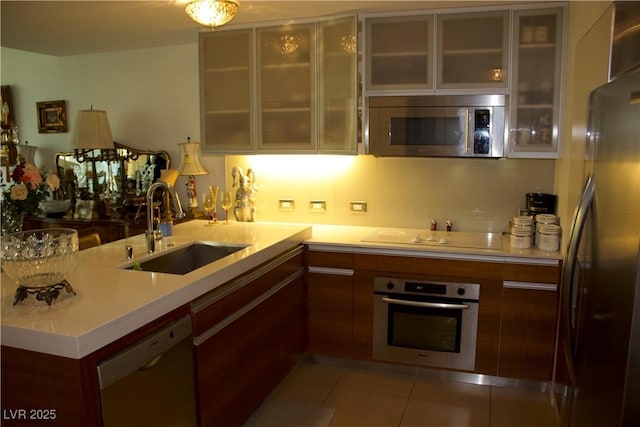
381;297;470;310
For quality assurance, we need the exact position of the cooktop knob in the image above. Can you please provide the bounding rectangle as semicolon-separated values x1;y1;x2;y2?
457;287;466;296
387;282;395;290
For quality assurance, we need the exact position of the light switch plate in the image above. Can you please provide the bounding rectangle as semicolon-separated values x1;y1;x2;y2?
350;201;367;213
309;200;326;212
278;199;295;211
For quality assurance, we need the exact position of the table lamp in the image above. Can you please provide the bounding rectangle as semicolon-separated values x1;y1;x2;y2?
71;107;114;198
177;137;208;213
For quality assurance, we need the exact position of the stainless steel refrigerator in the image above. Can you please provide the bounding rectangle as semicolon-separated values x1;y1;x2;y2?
555;68;640;426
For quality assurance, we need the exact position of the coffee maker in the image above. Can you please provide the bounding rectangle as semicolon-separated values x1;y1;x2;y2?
526;193;557;216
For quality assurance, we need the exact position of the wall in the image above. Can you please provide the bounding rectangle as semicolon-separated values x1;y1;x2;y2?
0;45;226;205
226;154;554;232
553;1;612;237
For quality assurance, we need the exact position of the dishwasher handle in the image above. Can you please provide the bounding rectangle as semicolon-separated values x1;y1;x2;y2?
97;315;192;390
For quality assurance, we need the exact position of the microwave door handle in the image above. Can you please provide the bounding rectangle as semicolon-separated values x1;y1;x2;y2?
381;297;470;310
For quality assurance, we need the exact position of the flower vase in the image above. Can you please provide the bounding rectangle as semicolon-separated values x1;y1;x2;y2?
1;208;25;236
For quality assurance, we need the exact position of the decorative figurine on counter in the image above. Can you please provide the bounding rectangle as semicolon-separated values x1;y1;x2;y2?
186;175;197;210
231;166;257;222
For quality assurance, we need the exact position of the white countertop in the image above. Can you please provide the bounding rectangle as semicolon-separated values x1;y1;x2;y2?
1;222;561;359
1;221;312;359
305;225;563;264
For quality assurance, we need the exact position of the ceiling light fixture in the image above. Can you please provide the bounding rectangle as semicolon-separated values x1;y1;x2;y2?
185;0;239;28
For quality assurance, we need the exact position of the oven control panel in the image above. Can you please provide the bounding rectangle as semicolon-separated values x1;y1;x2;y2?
374;277;480;301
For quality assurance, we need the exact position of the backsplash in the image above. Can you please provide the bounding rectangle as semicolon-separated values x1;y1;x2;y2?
225;155;555;233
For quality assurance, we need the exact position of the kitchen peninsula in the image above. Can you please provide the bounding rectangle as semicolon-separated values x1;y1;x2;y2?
1;221;561;426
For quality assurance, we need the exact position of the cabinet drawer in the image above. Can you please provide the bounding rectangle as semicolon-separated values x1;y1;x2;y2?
354;253;502;280
503;262;561;283
307;249;354;270
191;245;304;337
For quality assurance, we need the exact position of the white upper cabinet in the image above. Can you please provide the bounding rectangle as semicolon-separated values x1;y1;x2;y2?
257;23;316;152
508;8;564;158
318;16;359;153
364;11;509;93
199;29;253;152
366;15;434;92
364;4;565;158
436;11;509;90
199;16;357;154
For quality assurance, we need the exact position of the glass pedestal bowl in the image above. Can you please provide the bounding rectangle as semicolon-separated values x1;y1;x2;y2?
1;228;79;304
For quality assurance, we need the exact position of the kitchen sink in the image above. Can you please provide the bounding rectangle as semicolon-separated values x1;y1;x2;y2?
127;242;248;275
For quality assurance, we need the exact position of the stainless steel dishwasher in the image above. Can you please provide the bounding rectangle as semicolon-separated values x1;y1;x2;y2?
97;315;196;427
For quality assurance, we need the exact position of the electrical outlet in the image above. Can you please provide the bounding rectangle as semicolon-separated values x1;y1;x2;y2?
350;201;367;213
278;199;295;211
309;200;326;212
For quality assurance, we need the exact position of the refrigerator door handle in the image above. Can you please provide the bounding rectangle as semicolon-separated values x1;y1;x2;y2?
561;175;594;359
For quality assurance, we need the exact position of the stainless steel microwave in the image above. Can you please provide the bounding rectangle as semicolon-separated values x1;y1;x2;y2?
367;95;506;157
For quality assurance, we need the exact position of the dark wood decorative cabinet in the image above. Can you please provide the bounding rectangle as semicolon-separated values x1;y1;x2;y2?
23;217;147;245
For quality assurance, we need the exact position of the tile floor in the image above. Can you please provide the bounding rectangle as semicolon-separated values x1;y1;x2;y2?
245;358;557;427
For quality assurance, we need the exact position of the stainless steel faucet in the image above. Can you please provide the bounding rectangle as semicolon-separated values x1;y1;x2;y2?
146;182;185;253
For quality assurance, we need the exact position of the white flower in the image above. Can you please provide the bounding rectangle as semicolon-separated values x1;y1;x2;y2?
10;183;28;201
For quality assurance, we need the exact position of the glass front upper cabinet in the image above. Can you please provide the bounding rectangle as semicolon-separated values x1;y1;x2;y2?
318;16;358;153
436;11;509;90
509;8;563;157
257;23;315;152
366;15;433;92
199;29;253;152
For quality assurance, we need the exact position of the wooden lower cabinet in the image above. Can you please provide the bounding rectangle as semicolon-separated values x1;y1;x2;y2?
305;249;560;382
352;253;504;375
498;262;561;381
192;246;305;427
306;250;354;358
0;305;190;427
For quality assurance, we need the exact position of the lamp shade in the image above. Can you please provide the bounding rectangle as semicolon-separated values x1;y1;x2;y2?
177;139;208;176
185;0;238;28
17;144;37;164
71;109;114;150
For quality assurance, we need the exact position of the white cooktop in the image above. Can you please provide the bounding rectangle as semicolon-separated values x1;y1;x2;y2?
362;228;503;250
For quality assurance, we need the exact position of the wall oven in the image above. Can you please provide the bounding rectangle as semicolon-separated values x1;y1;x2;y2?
373;277;479;371
367;94;505;157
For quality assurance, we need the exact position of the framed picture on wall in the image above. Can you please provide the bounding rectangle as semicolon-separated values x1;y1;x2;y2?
36;100;67;133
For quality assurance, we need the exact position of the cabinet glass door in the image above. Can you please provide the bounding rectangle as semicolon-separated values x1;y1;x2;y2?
257;24;315;152
366;15;433;91
437;11;509;89
200;29;253;152
318;16;358;153
509;8;563;157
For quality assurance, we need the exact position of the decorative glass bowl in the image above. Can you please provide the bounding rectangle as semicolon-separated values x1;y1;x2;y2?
39;199;72;218
1;228;79;288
